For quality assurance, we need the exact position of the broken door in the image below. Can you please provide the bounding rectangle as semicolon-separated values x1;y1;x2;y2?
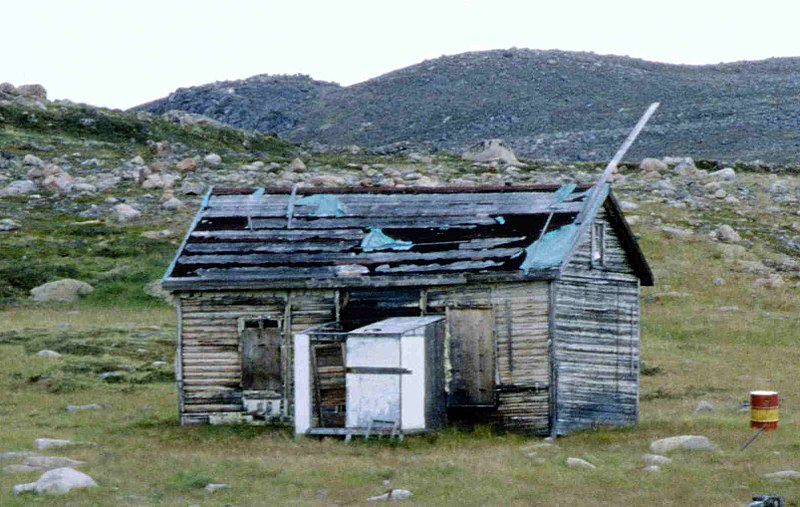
239;319;282;393
447;308;495;406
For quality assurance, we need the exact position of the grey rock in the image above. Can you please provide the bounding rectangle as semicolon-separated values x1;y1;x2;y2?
112;203;142;222
12;482;36;495
0;218;20;231
641;454;672;466
764;470;800;481
144;280;175;304
566;457;596;469
30;280;94;303
639;158;667;173
288;157;307;171
368;489;413;501
709;167;736;181
36;349;61;357
620;200;639;210
716;224;741;243
0;451;35;460
694;400;714;413
65;404;103;412
204;153;222;166
99;371;124;380
643;465;661;473
650;435;716;453
180;180;206;195
5;464;42;473
34;467;97;495
15;84;47;101
660;226;693;239
462;139;520;165
0;179;38;196
33;439;73;450
24;456;84;469
162;197;184;210
23;154;44;167
205;483;227;492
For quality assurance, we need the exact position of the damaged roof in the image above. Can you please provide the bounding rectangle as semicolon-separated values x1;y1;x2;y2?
162;185;652;290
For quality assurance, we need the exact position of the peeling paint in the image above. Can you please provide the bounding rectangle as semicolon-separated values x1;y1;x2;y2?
361;228;414;252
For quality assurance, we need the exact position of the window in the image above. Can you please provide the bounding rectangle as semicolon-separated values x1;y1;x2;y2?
239;318;282;392
591;222;606;266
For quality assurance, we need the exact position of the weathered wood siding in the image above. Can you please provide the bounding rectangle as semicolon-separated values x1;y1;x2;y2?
426;282;550;433
553;210;640;434
178;290;335;424
177;282;550;432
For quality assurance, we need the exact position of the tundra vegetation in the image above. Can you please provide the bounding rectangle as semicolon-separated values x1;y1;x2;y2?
1;93;800;505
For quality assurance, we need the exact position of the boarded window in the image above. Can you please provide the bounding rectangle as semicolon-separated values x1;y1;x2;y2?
239;319;282;392
447;308;495;406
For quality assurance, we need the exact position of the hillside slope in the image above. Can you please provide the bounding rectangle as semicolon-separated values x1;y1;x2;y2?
134;49;800;163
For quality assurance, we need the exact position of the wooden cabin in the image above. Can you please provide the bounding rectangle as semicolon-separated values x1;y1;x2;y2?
162;184;653;436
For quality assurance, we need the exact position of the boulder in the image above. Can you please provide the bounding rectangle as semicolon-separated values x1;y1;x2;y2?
65;404;103;412
716;224;741;243
40;166;74;194
641;454;672;466
639;158;668;173
694;400;714;413
0;451;35;460
15;84;47;101
764;470;800;481
23;154;44;167
368;489;413;501
144;280;175;304
643;465;661;473
175;157;197;172
180;180;206;195
566;457;596;469
12;482;37;495
36;349;61;357
288;158;307;172
6;464;42;473
30;280;94;303
752;274;785;289
709;167;736;181
0;218;20;231
34;439;74;450
24;456;84;469
204;153;222;166
660;226;693;239
649;435;716;453
162;197;184;210
462;139;520;165
205;483;227;492
0;179;38;196
112;203;141;222
33;467;96;495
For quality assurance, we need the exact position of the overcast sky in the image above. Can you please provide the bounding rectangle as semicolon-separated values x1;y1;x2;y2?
5;1;800;109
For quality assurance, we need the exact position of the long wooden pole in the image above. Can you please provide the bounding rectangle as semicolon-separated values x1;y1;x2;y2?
577;102;660;223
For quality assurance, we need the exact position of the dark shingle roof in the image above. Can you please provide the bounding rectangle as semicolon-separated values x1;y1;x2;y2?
162;185;652;290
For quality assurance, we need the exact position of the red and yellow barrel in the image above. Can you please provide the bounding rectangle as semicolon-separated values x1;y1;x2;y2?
750;391;779;430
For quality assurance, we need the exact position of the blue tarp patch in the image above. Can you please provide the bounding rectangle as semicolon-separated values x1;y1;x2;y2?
494;216;506;225
551;182;577;205
520;224;579;273
361;228;414;252
295;194;346;217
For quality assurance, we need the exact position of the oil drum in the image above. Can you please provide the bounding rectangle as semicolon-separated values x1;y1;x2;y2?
750;390;779;430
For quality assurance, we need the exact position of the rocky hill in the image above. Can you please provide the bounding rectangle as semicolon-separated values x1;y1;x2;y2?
134;49;800;164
